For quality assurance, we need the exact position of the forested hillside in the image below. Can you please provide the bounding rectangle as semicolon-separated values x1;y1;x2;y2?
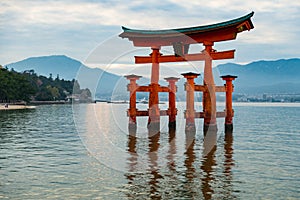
0;66;91;103
0;66;36;102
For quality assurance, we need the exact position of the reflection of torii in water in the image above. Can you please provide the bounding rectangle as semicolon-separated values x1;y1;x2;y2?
124;127;235;199
121;12;254;133
124;130;163;199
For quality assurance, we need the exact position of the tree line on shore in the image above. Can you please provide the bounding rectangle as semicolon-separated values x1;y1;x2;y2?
0;65;91;103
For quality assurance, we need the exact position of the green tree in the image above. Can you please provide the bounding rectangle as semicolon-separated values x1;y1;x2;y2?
0;67;92;103
46;85;59;100
0;68;36;102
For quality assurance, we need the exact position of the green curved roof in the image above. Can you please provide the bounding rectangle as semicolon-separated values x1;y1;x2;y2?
120;12;254;37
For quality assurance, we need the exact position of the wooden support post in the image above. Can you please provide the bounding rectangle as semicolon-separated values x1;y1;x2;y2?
164;77;180;129
203;42;217;133
182;72;200;132
221;75;237;132
125;74;142;133
148;47;161;130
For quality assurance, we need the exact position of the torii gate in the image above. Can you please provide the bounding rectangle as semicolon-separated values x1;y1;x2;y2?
120;12;254;132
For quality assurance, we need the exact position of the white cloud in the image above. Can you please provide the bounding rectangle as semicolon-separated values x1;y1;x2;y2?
0;0;299;66
1;0;299;28
0;0;184;28
168;0;300;14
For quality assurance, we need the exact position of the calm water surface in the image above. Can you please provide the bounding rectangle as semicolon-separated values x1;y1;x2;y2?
0;103;299;199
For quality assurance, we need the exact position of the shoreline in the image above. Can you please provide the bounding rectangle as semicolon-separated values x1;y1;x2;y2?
0;105;36;110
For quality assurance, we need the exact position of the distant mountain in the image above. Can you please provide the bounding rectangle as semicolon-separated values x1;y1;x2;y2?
217;58;300;94
5;55;123;98
6;55;300;99
6;55;82;80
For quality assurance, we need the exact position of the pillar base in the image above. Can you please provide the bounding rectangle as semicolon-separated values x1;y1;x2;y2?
128;123;137;136
168;128;176;140
203;124;218;136
225;124;233;133
168;121;176;130
147;122;160;136
185;123;196;133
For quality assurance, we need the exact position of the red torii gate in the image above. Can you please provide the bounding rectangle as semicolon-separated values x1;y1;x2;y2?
120;12;254;132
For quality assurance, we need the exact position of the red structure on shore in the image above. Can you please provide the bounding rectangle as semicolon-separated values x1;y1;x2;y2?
120;12;254;133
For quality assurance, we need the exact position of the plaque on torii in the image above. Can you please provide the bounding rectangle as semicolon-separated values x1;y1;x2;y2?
120;12;254;133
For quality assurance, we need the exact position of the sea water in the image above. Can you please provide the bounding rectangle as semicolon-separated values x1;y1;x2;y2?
0;103;299;199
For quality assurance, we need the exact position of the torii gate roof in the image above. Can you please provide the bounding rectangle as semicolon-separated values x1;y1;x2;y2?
119;12;254;47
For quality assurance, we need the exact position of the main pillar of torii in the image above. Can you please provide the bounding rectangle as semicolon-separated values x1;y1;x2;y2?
120;12;254;132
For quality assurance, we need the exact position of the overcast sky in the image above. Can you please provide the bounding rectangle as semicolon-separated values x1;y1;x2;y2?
1;0;299;75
